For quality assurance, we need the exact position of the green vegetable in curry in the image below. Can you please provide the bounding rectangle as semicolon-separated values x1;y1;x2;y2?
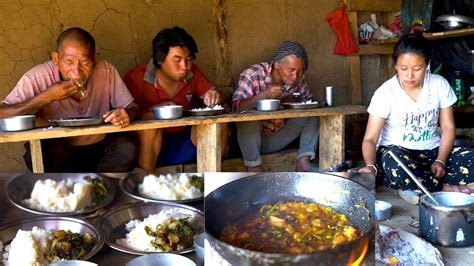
46;229;96;261
144;218;196;252
190;175;204;191
84;176;108;204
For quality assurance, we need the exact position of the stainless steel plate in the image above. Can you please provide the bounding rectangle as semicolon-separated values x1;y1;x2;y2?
50;116;104;127
0;216;104;261
119;173;204;204
281;102;323;109
100;201;204;256
7;173;116;216
185;109;225;116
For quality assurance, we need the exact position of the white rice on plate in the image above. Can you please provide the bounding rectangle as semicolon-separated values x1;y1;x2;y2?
191;105;224;111
1;226;50;266
138;173;203;200
302;100;318;104
23;179;92;212
116;209;200;252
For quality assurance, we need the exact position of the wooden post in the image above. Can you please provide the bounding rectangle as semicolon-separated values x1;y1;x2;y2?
196;123;221;172
319;115;345;170
346;10;362;105
30;140;44;173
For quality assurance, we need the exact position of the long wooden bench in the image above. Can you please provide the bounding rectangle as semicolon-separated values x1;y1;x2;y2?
155;149;299;173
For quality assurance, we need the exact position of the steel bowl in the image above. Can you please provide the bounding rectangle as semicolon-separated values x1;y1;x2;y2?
375;200;392;221
126;253;196;266
0;115;35;131
119;172;204;204
0;216;104;261
153;105;183;120
99;201;204;255
7;173;116;216
205;172;375;265
256;99;280;111
193;232;205;265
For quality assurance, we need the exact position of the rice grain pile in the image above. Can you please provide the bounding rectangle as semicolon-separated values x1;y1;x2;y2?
1;226;49;266
138;173;202;200
23;179;92;212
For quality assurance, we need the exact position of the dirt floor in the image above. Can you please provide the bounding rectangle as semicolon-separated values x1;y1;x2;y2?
377;187;474;265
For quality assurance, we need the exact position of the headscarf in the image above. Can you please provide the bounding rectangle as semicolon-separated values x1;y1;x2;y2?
272;40;309;71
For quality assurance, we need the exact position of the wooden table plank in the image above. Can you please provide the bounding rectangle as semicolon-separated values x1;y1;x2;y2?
0;105;367;172
0;105;367;143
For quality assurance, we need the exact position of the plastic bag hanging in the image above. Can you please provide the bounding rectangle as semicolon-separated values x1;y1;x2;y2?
326;5;359;55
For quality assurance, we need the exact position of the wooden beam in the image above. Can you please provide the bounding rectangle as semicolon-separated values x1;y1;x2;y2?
346;11;362;105
156;149;299;173
347;55;362;104
319;115;345;170
348;11;359;37
346;0;402;12
211;0;233;98
196;123;221;172
30;140;44;173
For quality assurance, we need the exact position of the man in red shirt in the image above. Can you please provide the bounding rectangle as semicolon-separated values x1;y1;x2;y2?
124;26;227;172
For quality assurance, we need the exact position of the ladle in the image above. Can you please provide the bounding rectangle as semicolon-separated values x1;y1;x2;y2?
388;150;440;205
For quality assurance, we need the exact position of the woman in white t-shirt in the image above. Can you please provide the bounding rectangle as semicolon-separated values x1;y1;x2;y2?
359;33;473;193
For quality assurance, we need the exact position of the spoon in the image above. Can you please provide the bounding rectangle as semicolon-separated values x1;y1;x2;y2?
387;150;440;205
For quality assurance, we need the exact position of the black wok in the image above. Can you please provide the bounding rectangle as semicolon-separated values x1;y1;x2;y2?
205;172;375;265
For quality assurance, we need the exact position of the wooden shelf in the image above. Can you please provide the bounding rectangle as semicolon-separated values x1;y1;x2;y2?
454;106;474;113
365;28;474;48
344;0;474;106
357;28;474;56
424;27;474;41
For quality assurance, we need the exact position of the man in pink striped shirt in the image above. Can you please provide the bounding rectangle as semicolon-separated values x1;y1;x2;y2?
0;27;140;172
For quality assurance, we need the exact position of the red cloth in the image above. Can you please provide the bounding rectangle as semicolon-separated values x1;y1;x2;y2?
326;5;359;55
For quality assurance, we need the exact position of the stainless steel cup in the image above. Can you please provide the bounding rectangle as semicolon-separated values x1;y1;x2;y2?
325;86;334;106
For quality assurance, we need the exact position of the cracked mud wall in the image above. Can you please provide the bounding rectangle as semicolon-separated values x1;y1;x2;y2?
0;0;347;172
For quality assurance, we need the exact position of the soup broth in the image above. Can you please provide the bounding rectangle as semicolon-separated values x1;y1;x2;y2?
220;201;360;254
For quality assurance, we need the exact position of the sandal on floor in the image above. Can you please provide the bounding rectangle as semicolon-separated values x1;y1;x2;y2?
458;183;474;195
444;183;474;195
397;189;422;205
